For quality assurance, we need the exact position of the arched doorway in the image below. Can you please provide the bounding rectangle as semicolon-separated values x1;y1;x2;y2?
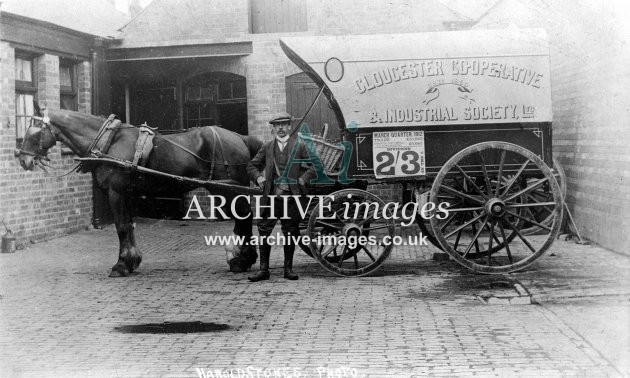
184;72;248;134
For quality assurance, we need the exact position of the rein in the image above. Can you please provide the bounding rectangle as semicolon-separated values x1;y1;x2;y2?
20;112;247;179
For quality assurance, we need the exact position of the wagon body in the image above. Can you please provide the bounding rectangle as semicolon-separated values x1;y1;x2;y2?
280;29;563;276
281;28;552;180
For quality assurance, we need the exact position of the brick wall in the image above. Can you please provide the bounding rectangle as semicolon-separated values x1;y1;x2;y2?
77;61;92;114
36;54;60;109
116;0;250;47
0;42;93;246
475;0;630;253
307;0;460;35
167;0;464;215
113;0;464;219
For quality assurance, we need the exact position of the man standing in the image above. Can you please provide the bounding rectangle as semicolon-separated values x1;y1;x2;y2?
247;112;316;282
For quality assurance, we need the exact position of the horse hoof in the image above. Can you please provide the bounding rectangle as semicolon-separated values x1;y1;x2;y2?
131;256;142;271
109;270;128;277
109;264;130;277
228;259;245;273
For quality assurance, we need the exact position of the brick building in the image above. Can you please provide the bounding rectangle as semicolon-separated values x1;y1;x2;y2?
1;0;466;242
2;0;626;254
107;0;467;212
474;0;630;253
0;0;127;243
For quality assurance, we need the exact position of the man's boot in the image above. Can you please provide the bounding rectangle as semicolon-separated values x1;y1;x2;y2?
248;242;271;282
283;245;298;280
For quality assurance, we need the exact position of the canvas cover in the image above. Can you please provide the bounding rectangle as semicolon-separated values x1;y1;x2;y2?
280;28;552;129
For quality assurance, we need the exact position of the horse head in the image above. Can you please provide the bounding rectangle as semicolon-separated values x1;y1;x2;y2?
17;103;57;171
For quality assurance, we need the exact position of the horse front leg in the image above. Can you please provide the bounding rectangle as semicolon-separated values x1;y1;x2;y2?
108;189;142;277
226;196;256;273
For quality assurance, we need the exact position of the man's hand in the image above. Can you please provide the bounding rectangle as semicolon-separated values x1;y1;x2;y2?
298;177;308;195
256;176;266;188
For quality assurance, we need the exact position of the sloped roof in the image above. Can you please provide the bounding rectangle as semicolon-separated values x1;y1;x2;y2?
1;0;129;38
114;0;249;48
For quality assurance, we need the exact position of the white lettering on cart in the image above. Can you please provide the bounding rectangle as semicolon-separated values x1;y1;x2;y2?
371;107;457;123
355;61;444;94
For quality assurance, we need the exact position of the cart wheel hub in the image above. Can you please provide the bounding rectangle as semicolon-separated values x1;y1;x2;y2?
485;198;506;217
342;223;362;238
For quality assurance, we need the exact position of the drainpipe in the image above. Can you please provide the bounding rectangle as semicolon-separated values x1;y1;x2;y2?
90;38;103;116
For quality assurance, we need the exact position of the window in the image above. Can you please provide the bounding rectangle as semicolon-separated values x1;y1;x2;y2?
184;73;247;130
250;0;307;33
217;80;247;102
15;55;37;144
15;57;33;82
60;60;78;111
185;83;215;128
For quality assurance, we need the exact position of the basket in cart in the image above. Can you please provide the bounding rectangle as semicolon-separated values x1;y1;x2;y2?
298;123;344;174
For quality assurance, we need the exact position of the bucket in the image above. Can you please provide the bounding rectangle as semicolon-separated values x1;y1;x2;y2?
1;230;16;253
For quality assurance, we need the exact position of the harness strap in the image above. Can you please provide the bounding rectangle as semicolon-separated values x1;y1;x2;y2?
132;126;155;168
77;114;127;174
87;114;119;156
210;126;230;179
96;119;121;155
159;126;231;180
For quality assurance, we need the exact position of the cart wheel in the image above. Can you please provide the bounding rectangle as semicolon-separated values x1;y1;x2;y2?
415;214;441;249
415;183;519;258
429;142;563;274
307;189;395;276
412;189;443;250
299;198;320;257
520;157;567;235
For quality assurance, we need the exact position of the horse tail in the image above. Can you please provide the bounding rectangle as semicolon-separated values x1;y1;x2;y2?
239;135;263;159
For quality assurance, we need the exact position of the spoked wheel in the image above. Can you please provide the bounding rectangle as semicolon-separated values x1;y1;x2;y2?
413;189;443;250
299;198;320;257
299;196;369;261
520;157;567;235
415;182;520;258
307;189;395;276
429;142;563;274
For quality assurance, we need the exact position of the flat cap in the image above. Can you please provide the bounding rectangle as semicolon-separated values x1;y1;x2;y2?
269;112;293;124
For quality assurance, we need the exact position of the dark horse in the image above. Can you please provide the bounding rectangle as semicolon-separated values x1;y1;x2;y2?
17;105;261;277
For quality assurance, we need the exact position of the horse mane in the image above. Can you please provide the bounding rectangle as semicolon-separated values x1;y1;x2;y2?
53;109;108;123
34;101;108;124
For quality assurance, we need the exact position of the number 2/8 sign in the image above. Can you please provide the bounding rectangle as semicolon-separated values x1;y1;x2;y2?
372;131;426;178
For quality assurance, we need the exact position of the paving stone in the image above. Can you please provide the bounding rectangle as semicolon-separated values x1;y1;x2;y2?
0;219;628;377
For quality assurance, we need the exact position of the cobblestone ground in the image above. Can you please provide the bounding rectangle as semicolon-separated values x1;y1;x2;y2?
1;219;628;377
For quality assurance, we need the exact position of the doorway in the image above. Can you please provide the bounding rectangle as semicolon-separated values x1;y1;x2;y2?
285;72;340;141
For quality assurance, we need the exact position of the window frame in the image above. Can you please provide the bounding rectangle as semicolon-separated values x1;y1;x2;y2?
184;79;217;128
216;81;247;103
60;59;78;111
14;53;38;145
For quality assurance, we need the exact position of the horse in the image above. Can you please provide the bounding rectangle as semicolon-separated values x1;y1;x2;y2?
17;105;261;277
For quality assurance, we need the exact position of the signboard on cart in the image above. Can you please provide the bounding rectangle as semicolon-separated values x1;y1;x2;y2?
280;29;552;129
280;29;553;177
372;130;425;178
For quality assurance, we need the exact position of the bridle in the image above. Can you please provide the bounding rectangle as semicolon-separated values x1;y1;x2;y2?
16;114;55;163
15;110;80;176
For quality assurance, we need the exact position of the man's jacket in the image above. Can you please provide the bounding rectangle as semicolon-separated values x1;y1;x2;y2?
247;136;316;202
